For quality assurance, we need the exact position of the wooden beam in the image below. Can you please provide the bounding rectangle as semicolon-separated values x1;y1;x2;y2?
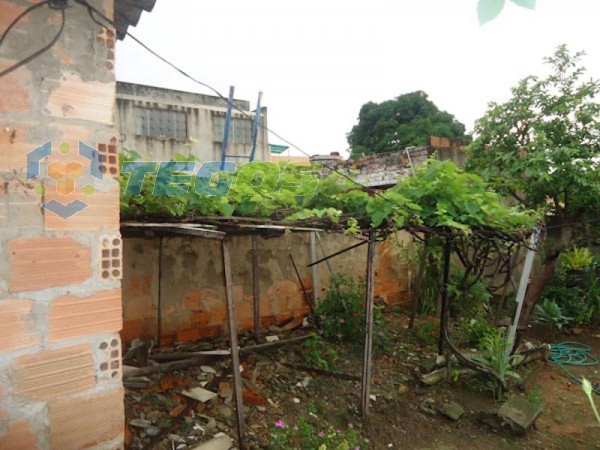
252;234;260;341
223;239;246;449
360;231;376;418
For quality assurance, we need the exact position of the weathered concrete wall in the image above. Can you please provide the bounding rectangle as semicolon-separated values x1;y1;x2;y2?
116;82;270;163
350;147;429;187
0;1;124;448
121;232;413;345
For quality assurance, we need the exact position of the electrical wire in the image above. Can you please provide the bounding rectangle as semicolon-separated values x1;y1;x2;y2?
0;0;49;47
0;1;65;78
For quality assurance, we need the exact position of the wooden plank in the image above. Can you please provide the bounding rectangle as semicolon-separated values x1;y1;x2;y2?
121;224;225;240
222;239;246;449
437;239;452;356
360;231;376;417
252;234;260;341
289;254;315;316
307;240;367;267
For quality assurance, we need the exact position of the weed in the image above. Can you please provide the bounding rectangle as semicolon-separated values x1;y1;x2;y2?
528;385;544;407
304;333;338;370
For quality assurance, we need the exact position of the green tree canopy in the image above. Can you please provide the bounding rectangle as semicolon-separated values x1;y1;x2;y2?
347;91;470;158
466;45;600;223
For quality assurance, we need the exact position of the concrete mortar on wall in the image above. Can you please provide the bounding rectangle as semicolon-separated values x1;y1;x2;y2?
0;0;127;448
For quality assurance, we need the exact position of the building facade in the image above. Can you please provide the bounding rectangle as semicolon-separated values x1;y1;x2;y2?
116;82;269;163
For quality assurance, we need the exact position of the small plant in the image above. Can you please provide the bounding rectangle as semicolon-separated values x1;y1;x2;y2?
533;299;572;330
528;385;544;407
315;276;390;352
269;417;369;450
561;247;594;271
472;328;519;399
304;333;337;370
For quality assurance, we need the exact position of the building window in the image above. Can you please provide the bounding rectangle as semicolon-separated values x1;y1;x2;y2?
214;117;253;144
135;107;187;140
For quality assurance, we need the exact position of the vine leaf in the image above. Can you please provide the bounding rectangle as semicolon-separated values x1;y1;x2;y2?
510;0;536;10
478;0;506;25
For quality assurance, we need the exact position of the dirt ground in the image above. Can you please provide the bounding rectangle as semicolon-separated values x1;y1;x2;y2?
123;307;600;449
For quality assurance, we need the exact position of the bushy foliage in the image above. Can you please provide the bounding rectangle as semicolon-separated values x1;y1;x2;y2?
534;299;572;330
467;46;600;222
539;255;600;327
315;276;390;352
347;91;470;157
120;151;535;236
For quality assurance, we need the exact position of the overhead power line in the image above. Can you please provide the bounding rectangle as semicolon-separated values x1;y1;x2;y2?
73;0;407;210
0;0;65;78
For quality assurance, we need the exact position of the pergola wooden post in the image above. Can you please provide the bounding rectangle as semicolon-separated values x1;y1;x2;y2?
360;230;377;417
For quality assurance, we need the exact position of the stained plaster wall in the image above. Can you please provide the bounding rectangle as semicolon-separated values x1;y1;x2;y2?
122;231;414;345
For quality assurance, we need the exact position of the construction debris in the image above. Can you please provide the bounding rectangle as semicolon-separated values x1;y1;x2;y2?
181;387;218;403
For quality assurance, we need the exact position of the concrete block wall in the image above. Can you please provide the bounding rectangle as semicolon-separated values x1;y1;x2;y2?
121;231;414;345
0;1;124;448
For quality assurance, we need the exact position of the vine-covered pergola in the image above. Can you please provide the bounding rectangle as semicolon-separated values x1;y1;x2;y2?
120;158;538;449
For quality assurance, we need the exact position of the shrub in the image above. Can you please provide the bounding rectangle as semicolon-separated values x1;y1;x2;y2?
315;276;390;352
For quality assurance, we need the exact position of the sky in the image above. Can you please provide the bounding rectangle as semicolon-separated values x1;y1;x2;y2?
116;0;600;158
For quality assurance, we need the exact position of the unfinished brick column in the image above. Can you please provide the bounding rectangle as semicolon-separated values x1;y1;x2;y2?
0;1;124;448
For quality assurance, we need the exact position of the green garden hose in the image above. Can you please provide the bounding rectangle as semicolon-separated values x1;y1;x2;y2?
549;341;600;394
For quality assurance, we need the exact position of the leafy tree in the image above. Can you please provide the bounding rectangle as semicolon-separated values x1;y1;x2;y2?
347;91;470;158
467;45;600;226
467;45;600;317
